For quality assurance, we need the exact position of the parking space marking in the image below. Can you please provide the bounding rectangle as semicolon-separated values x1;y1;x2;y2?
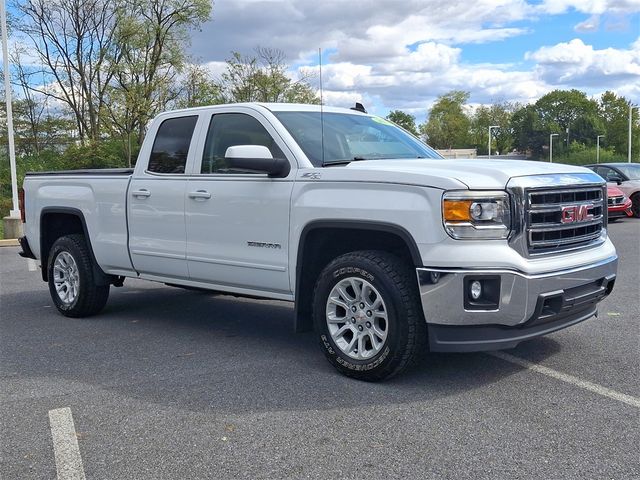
48;407;87;480
490;351;640;408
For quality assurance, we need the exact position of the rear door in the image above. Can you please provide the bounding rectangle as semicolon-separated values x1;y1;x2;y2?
185;110;295;294
128;115;200;279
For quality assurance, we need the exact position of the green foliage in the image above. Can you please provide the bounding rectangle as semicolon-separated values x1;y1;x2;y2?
386;110;419;136
511;104;548;157
421;91;470;149
220;48;319;104
175;64;224;108
470;103;517;154
59;141;130;170
599;91;640;157
110;0;213;144
551;142;627;166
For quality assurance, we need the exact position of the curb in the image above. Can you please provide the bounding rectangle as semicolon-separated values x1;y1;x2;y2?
0;239;19;247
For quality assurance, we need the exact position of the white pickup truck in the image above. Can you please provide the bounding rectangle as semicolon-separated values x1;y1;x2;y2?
18;103;618;380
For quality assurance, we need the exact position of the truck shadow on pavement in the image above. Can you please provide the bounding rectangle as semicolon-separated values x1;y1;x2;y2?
3;281;563;415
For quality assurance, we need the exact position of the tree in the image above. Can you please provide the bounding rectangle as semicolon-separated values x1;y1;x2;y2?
470;103;517;155
110;0;212;151
510;104;548;157
219;47;319;104
599;91;640;157
386;110;419;136
534;89;601;148
18;0;120;142
175;64;223;109
420;91;470;149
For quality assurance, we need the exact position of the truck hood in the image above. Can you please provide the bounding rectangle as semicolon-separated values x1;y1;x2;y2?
343;158;595;190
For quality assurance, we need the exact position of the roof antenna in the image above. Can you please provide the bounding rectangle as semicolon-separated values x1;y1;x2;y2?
351;102;367;113
319;47;325;166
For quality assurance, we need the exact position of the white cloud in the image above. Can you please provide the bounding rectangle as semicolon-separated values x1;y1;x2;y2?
527;38;640;86
202;61;229;79
537;0;640;15
184;0;640;118
574;15;600;32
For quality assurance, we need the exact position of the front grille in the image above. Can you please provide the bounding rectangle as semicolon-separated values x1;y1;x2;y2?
526;186;605;255
608;196;624;206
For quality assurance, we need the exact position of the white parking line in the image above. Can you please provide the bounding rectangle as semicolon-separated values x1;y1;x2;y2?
490;351;640;409
48;408;87;480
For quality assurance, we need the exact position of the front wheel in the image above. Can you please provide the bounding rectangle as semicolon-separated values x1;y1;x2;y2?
632;193;640;218
313;251;426;381
47;234;110;317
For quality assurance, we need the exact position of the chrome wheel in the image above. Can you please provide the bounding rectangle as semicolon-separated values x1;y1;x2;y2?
325;277;388;360
53;252;80;305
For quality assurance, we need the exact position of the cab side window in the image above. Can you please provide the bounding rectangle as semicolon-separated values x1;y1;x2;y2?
201;113;285;174
148;116;198;174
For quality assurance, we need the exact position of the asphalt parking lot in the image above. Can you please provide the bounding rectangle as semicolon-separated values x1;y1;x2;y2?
1;219;638;480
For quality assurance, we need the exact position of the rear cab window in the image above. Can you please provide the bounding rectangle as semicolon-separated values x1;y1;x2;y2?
147;116;198;174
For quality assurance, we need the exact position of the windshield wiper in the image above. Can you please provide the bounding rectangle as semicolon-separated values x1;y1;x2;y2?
322;157;371;167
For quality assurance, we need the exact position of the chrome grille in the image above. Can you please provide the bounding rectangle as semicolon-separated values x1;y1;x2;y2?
526;187;605;254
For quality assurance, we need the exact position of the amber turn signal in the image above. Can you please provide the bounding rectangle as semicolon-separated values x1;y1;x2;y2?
443;199;472;222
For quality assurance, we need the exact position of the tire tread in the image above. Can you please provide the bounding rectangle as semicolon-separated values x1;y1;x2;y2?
48;234;109;317
313;250;426;381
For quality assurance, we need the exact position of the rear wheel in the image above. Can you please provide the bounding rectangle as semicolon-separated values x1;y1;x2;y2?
313;250;426;381
47;234;110;317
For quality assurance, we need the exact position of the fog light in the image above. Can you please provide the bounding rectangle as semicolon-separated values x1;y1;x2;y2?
470;280;482;300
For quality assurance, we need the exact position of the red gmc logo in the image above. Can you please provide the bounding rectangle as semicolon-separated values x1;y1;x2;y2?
561;204;594;224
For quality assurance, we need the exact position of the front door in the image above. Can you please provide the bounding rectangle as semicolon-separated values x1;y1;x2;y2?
185;112;293;294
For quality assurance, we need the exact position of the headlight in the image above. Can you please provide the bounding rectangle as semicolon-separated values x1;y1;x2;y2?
442;191;511;239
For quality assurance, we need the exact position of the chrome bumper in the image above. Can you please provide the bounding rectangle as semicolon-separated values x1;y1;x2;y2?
416;255;618;352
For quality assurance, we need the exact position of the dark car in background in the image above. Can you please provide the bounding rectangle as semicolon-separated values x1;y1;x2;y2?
585;163;640;217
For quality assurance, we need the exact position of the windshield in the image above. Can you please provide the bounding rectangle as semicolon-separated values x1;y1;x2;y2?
273;111;443;166
615;164;640;180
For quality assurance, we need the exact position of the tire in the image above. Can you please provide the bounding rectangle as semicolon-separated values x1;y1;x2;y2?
47;234;110;317
632;193;640;218
312;250;426;381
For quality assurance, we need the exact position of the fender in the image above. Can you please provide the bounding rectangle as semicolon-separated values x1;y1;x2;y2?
293;220;423;332
39;207;112;286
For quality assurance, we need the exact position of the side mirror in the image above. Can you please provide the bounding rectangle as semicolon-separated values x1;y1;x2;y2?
608;175;623;185
224;145;290;178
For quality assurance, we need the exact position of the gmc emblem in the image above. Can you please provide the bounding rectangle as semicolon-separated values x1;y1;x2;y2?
561;204;594;224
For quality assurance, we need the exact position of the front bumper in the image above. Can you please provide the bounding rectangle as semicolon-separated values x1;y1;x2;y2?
608;201;633;218
416;255;618;352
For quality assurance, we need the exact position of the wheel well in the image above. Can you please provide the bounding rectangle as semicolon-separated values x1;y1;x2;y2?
294;224;421;332
39;210;109;284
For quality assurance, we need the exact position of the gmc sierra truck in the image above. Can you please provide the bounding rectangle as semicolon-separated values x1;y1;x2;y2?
18;103;618;380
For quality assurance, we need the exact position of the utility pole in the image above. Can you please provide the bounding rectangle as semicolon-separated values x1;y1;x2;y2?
629;105;639;163
1;0;22;239
596;135;605;164
549;133;559;163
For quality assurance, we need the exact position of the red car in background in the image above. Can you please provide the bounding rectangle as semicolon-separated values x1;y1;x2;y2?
607;185;633;222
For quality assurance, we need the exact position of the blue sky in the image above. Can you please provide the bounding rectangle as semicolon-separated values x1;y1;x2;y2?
189;0;640;120
7;0;639;121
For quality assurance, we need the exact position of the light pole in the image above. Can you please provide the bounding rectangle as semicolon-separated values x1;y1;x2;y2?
0;0;19;219
549;133;559;163
629;104;639;163
488;125;499;158
596;135;605;163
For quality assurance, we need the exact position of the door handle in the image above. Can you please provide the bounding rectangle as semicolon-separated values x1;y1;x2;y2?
132;189;151;198
188;190;212;200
